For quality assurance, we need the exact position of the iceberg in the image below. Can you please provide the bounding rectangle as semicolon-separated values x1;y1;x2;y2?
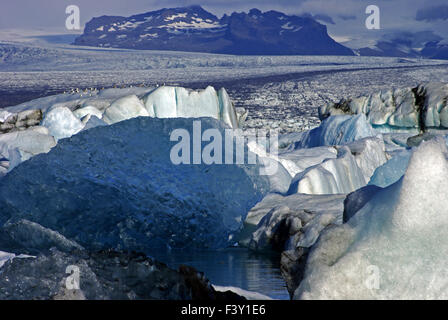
142;86;240;128
320;82;448;131
295;138;448;299
0;117;269;251
287;138;386;195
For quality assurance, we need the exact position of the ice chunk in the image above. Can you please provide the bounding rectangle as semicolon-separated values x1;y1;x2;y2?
102;95;149;124
295;138;448;299
41;106;85;140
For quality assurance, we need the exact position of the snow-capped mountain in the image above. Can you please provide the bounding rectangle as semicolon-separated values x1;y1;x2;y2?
355;32;448;60
74;6;354;56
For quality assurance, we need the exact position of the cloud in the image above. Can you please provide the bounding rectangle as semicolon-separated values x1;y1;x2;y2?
301;12;335;24
416;5;448;22
313;14;336;25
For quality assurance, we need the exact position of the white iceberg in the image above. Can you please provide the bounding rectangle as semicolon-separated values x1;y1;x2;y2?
287;138;386;195
295;138;448;299
142;86;240;128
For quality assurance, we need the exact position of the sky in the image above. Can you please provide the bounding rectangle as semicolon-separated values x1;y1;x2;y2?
1;0;448;48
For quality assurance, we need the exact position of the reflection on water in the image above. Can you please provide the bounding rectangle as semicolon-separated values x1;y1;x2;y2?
151;248;290;300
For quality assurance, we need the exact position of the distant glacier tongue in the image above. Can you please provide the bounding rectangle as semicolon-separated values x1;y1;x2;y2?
0;117;269;252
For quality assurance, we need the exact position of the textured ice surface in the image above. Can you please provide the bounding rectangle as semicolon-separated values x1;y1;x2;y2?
295;115;378;148
295;138;448;299
0;117;269;251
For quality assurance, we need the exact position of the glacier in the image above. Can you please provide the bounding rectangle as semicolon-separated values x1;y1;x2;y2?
0;117;269;252
295;138;448;299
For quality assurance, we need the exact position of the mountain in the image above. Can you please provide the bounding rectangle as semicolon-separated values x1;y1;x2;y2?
74;6;354;56
356;31;448;60
421;41;448;60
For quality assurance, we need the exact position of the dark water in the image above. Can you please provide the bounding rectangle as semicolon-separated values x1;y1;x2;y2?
151;248;290;300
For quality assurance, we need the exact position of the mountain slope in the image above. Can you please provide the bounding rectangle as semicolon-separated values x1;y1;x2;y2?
74;6;354;56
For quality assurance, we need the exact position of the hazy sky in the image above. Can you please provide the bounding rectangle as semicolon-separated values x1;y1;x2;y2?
1;0;448;47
